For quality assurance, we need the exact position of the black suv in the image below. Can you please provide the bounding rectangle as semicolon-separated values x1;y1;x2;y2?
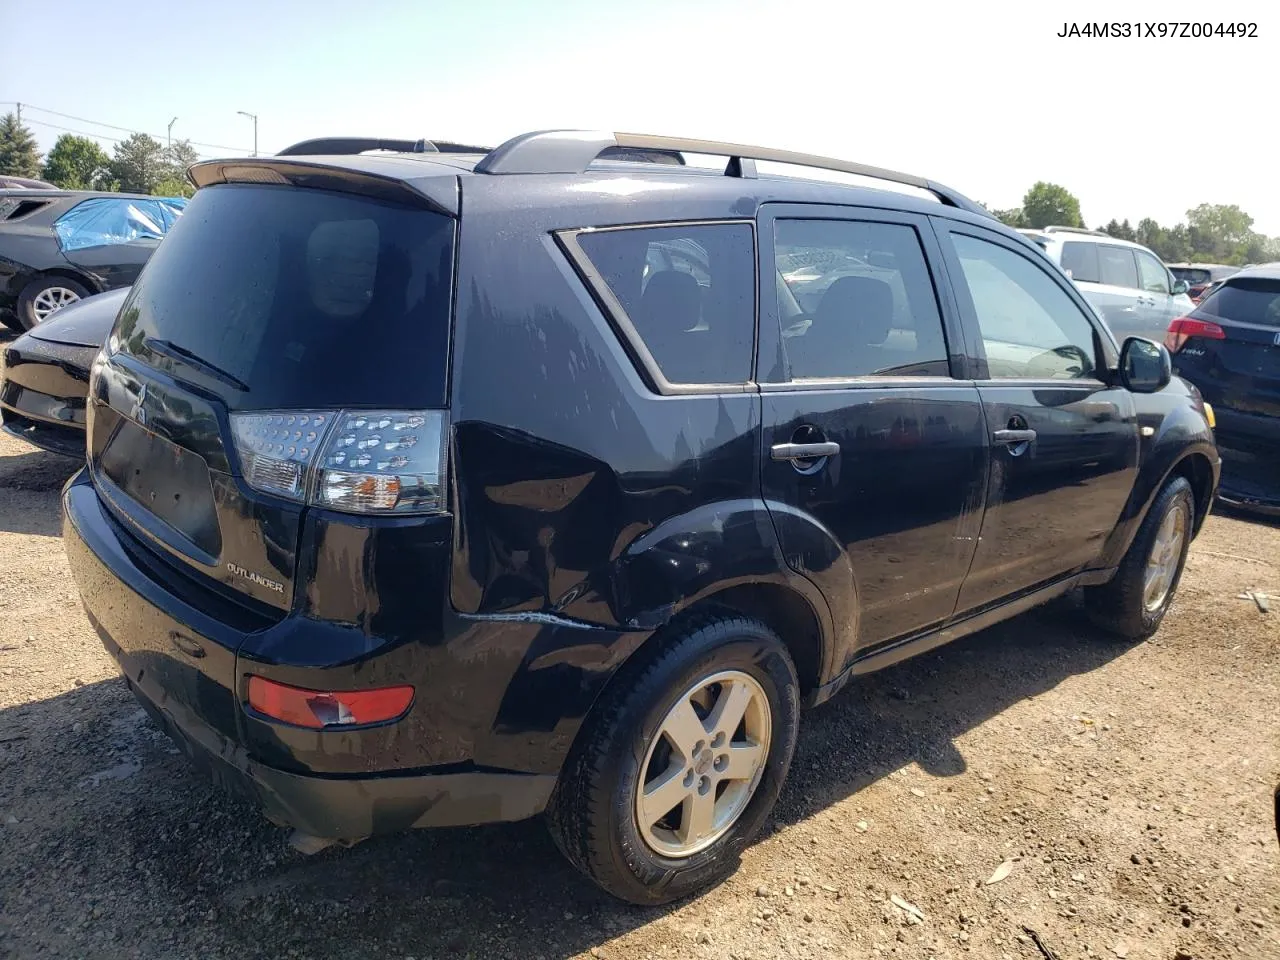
62;131;1219;905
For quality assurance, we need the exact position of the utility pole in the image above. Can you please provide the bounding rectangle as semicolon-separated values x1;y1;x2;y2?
167;117;178;150
237;111;258;157
15;102;21;125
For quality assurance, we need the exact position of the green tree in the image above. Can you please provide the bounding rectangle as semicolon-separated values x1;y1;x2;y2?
1101;218;1137;242
110;133;166;194
992;207;1028;228
154;139;199;197
0;112;42;178
41;134;115;190
1021;182;1083;229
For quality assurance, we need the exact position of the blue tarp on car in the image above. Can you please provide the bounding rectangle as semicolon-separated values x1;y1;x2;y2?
54;197;187;252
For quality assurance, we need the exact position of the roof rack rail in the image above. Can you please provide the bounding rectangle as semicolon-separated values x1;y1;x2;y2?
473;130;991;217
275;137;493;157
1041;225;1107;236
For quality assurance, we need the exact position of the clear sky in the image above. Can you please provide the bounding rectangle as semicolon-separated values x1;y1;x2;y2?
3;0;1276;233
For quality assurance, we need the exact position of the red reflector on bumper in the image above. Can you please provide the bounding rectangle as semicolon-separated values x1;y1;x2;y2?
246;676;414;728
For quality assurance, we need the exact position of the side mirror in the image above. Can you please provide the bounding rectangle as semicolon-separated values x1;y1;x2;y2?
1172;279;1190;295
1119;337;1172;393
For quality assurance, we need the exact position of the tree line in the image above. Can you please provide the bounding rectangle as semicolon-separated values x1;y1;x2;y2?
0;112;197;198
986;181;1280;266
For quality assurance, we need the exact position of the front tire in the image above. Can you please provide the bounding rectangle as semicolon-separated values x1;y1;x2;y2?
546;614;800;905
17;276;90;330
1086;475;1195;640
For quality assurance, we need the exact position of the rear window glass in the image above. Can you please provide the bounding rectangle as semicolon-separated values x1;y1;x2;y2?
1060;242;1099;282
574;223;755;385
1199;278;1280;327
1172;267;1211;285
113;184;455;409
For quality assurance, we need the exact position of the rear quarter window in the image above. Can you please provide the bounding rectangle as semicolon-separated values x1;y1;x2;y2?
571;223;756;386
1060;242;1099;283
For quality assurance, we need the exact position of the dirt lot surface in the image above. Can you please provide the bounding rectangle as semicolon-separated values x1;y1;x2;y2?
0;426;1277;960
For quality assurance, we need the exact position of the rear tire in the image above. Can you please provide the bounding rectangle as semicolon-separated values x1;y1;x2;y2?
1085;476;1195;640
17;276;90;330
546;614;800;905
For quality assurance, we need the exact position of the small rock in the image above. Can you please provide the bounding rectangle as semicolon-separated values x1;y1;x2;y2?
856;820;869;832
985;860;1014;885
910;788;926;798
1071;873;1086;883
761;908;775;920
696;931;712;944
563;911;574;920
73;678;85;687
890;688;910;700
978;772;992;782
1130;854;1142;865
820;884;838;894
756;885;773;898
1112;942;1129;958
4;815;17;825
785;885;795;897
958;931;970;943
1251;918;1265;929
797;877;810;886
803;912;814;923
590;950;603;959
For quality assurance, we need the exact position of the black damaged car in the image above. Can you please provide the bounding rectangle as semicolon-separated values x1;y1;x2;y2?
0;190;183;331
63;131;1219;904
2;287;126;456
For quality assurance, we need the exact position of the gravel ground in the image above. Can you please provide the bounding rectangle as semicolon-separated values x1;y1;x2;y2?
0;425;1277;960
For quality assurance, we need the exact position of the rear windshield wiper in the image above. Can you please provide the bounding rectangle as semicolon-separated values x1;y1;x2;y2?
144;337;250;392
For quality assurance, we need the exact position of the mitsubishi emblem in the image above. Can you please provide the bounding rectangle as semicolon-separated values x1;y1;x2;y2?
132;383;148;426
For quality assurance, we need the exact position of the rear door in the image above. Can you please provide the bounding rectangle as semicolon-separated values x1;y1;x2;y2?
934;221;1139;613
758;205;988;658
87;180;457;614
56;198;173;289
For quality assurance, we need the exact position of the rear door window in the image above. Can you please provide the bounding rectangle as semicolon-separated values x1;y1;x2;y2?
114;184;456;410
1097;245;1139;289
572;223;756;386
773;218;950;378
54;197;176;251
1060;242;1099;282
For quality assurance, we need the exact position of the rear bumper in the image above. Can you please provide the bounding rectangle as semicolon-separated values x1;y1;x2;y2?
105;630;554;838
61;468;627;838
1213;418;1280;515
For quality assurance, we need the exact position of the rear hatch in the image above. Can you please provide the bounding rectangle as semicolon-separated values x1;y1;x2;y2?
1171;276;1280;424
87;175;457;617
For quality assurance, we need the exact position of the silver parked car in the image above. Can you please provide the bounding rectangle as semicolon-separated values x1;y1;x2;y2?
1018;226;1196;342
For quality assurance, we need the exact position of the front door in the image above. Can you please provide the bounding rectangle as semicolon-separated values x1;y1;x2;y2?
935;222;1139;615
1134;247;1181;338
757;205;988;666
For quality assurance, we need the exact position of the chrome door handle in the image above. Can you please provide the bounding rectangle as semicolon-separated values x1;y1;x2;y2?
771;441;841;461
993;429;1037;445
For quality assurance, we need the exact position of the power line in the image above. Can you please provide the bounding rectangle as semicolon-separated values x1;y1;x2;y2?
1;101;254;153
21;118;218;161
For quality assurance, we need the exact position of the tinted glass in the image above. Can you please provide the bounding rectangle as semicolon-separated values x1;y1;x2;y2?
577;223;755;385
1172;267;1211;285
1060;241;1099;282
1097;245;1139;288
114;184;456;409
951;233;1098;380
1199;278;1280;327
1135;251;1171;294
773;219;949;378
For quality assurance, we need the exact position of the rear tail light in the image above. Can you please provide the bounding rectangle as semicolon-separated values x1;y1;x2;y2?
230;409;447;514
1164;317;1225;353
247;676;414;728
